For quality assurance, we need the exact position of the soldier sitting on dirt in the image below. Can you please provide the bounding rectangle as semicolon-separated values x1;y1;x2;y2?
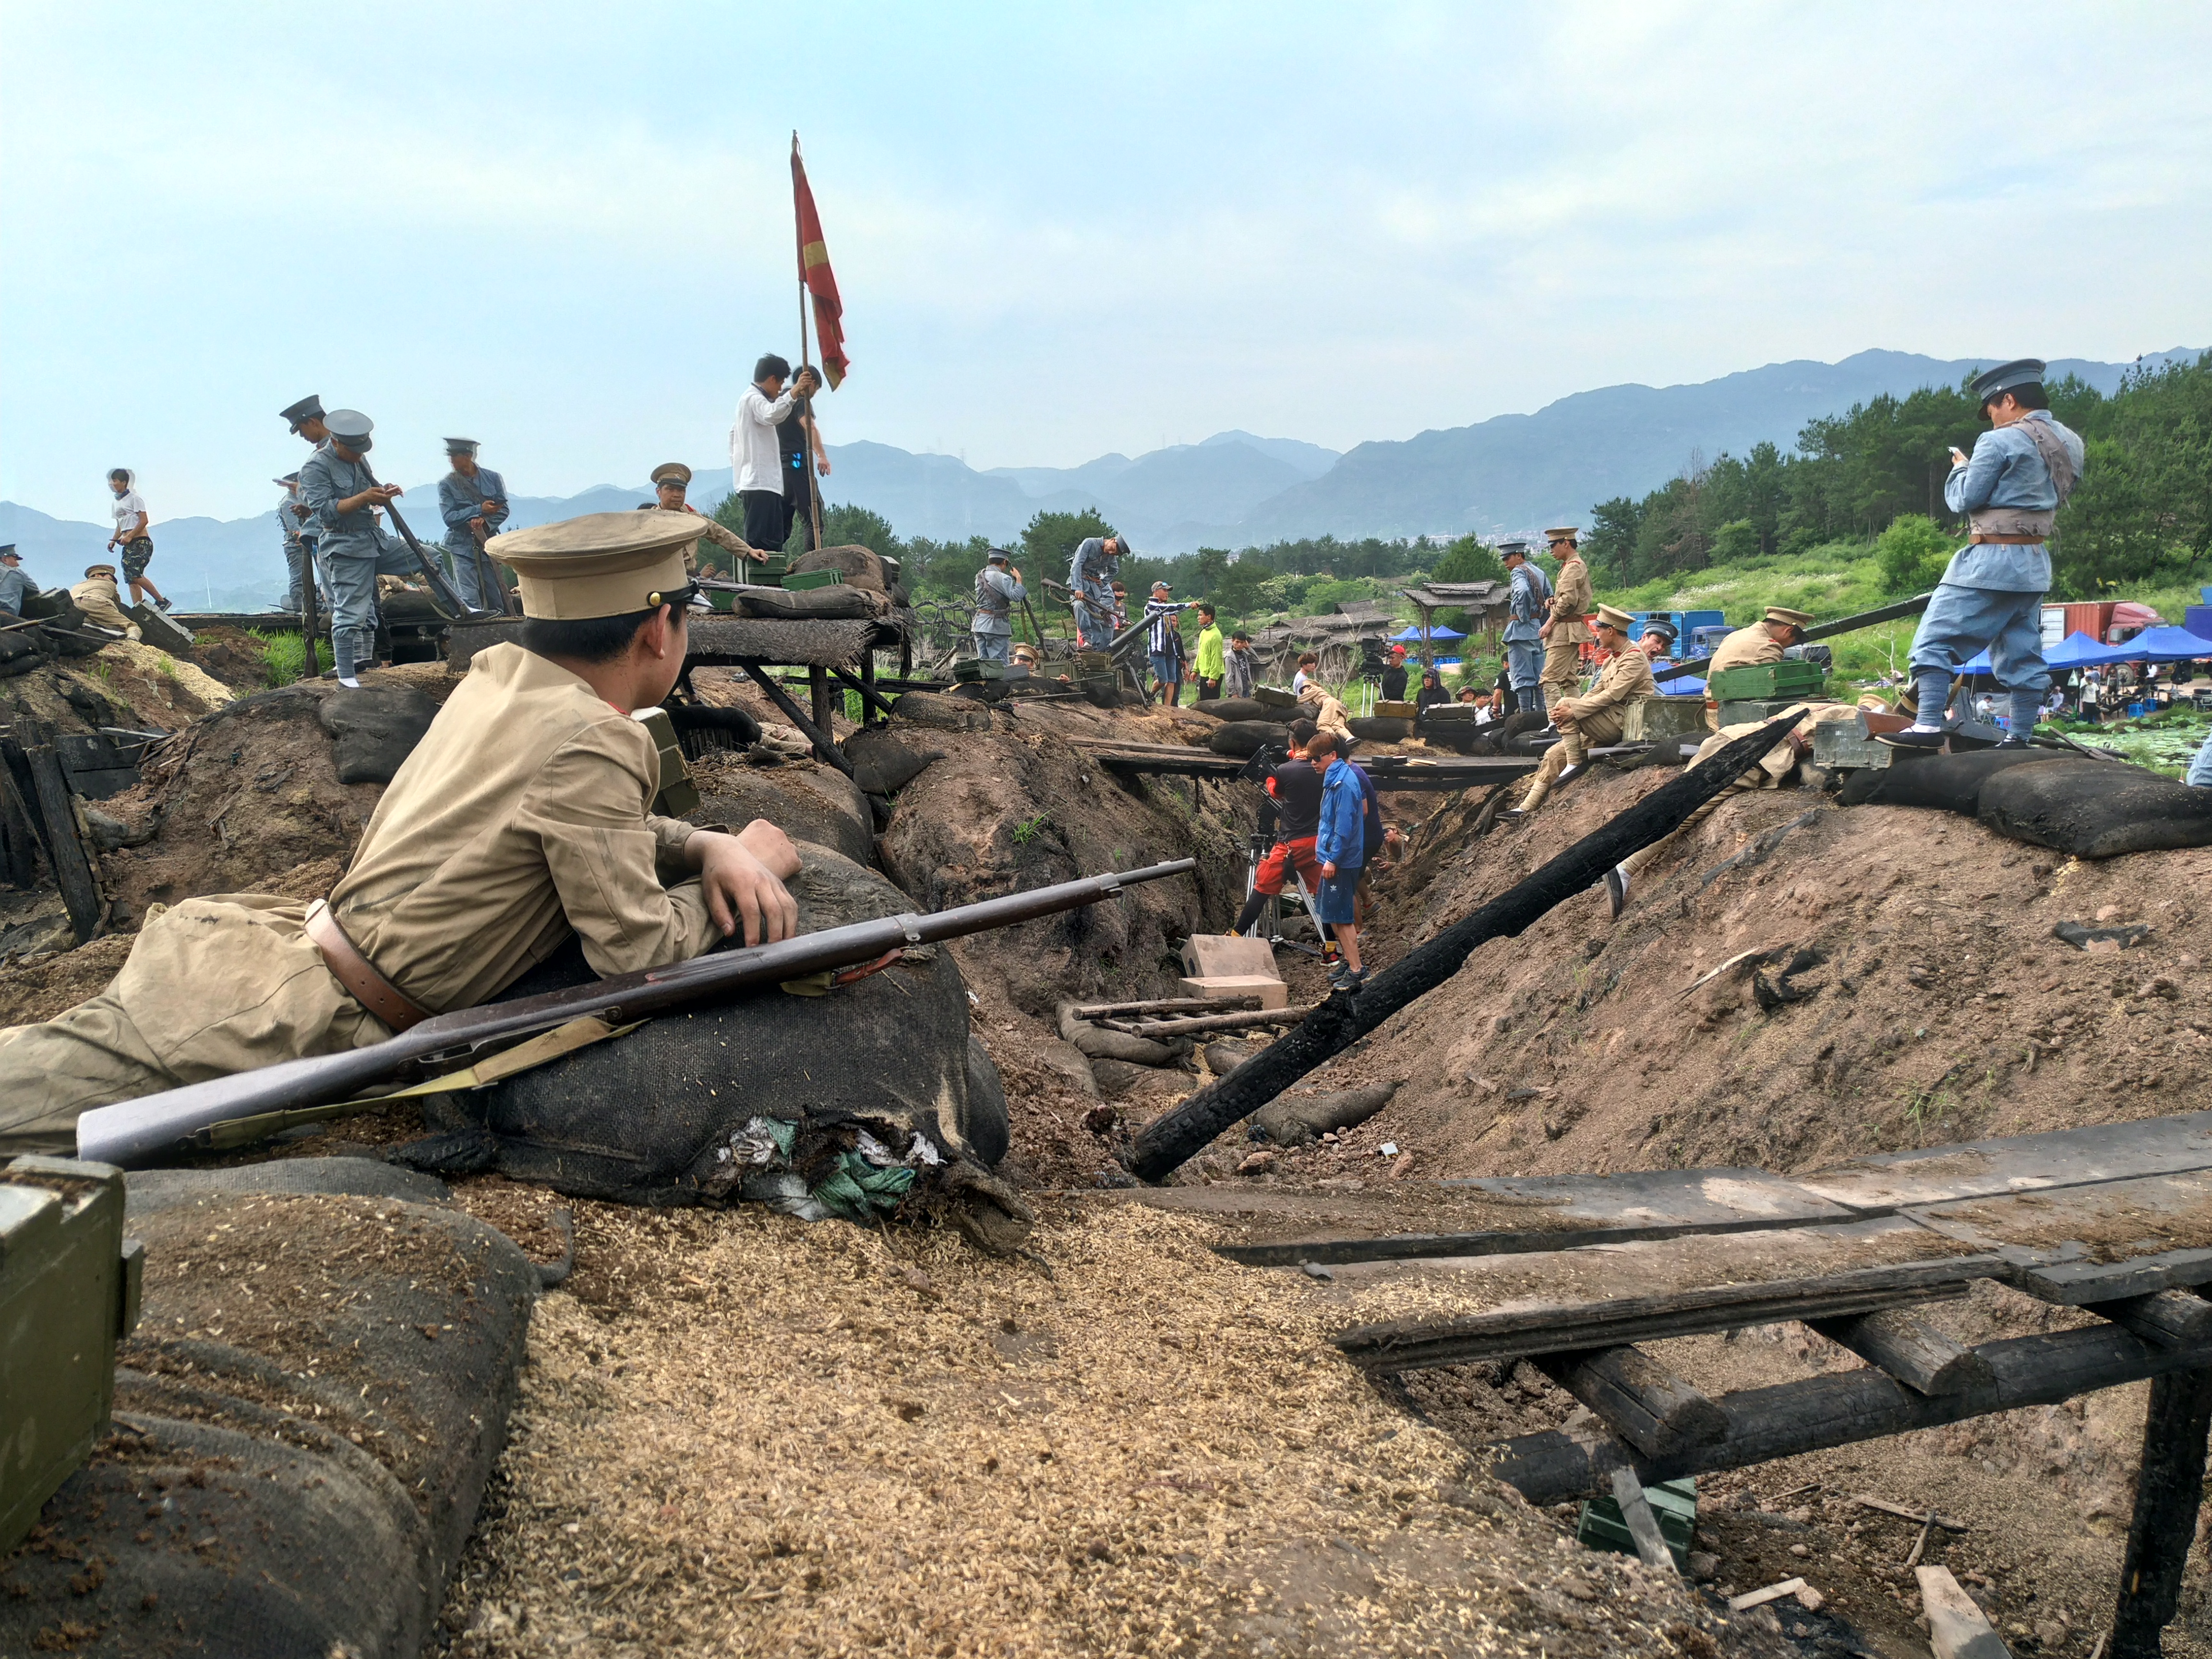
0;511;801;1154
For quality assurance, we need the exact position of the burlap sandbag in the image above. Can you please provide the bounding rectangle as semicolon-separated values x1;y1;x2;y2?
1976;758;2212;858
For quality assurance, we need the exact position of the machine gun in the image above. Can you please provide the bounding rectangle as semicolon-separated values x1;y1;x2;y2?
76;857;1198;1167
1653;591;1936;683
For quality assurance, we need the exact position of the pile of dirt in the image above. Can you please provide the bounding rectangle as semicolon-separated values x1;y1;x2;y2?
425;1194;1775;1659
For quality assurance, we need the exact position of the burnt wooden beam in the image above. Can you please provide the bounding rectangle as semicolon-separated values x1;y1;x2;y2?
2093;1287;2212;1347
24;741;103;944
1070;995;1264;1020
0;759;42;887
1537;1346;1727;1457
1483;1323;2212;1506
2111;1365;2212;1658
1335;1254;1991;1373
808;664;833;735
1809;1308;1995;1396
739;662;855;779
1126;714;1807;1182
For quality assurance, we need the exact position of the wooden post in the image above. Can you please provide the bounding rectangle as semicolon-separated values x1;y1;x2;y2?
739;662;854;778
2110;1365;2212;1658
0;758;43;887
25;741;103;943
809;664;833;734
859;649;879;727
1810;1308;1995;1395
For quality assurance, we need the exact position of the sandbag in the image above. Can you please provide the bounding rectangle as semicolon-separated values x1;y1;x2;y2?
1194;697;1280;723
668;702;762;760
894;689;993;732
1088;1058;1146;1098
1209;719;1293;758
791;544;889;593
456;845;1014;1202
842;726;944;794
316;682;438;785
1838;747;2072;812
1204;1038;1258;1077
1253;1082;1400;1147
0;629;43;677
1349;715;1413;743
691;760;873;864
0;1160;535;1659
1976;759;2212;858
734;585;882;620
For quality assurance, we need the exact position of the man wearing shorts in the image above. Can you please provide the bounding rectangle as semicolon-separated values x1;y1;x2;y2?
106;469;169;611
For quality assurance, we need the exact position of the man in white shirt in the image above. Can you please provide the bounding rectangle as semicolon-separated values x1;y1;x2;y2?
106;468;169;611
730;355;818;553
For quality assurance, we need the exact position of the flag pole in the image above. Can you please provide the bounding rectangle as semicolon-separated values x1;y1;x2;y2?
793;132;826;554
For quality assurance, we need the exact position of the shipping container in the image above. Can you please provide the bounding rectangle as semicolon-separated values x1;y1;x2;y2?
2063;601;2116;644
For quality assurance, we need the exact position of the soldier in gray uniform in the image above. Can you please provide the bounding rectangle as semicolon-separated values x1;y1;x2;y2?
1500;541;1551;716
437;438;511;612
1068;533;1126;649
274;473;321;614
1886;359;2086;750
281;394;330;449
0;547;31;619
971;548;1025;664
298;410;416;686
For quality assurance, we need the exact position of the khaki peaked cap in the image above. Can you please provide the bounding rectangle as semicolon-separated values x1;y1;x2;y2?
1544;526;1580;544
650;462;693;486
1765;606;1815;628
1593;603;1635;631
490;511;702;620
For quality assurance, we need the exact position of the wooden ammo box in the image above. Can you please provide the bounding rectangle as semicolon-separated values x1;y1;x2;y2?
1707;659;1826;703
1;1157;143;1553
1577;1477;1696;1568
1373;698;1418;719
1254;685;1299;709
1623;697;1710;743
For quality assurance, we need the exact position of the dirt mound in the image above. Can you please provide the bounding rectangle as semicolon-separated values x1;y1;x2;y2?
689;750;872;864
1272;763;2211;1186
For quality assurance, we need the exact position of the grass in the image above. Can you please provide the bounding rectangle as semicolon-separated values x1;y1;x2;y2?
248;627;307;688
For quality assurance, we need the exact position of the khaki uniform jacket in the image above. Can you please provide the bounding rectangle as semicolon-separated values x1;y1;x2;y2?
71;576;138;636
1556;648;1656;726
1707;625;1784;676
637;503;754;575
0;644;722;1142
1547;556;1593;643
1299;689;1353;742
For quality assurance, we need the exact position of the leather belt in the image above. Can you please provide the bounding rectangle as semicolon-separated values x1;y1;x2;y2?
1970;533;2044;544
304;899;433;1031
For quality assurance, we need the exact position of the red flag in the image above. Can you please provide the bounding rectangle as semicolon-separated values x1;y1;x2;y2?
791;136;849;389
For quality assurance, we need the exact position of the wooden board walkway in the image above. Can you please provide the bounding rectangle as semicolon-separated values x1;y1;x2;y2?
1069;739;1538;790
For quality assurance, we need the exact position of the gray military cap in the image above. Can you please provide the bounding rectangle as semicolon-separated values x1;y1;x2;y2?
271;473;301;487
445;437;480;456
324;409;375;450
986;547;1011;564
1499;541;1529;559
1970;359;2045;403
0;545;19;561
280;395;325;432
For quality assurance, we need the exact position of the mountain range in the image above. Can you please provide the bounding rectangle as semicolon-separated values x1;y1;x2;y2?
2;348;2196;606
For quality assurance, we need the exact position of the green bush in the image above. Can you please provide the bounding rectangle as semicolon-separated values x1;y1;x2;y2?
1874;514;1955;595
248;628;307;688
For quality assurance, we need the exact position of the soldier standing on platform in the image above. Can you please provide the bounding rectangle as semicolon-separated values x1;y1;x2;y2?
1511;604;1656;815
1885;359;2085;750
1069;533;1128;649
438;439;512;613
300;410;417;687
282;395;330;450
637;463;761;576
1701;606;1812;729
1500;541;1551;716
275;473;320;615
1538;526;1592;716
971;549;1025;664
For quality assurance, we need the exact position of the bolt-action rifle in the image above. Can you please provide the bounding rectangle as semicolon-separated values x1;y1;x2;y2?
353;459;495;621
75;857;1198;1167
1652;591;1937;683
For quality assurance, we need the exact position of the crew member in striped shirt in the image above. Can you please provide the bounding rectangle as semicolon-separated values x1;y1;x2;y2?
1142;579;1190;705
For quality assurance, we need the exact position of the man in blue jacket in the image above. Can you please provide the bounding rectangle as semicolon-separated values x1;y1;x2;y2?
1500;542;1550;716
1310;728;1367;992
1886;359;2085;750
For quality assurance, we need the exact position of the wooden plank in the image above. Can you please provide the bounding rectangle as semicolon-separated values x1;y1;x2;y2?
1793;1110;2212;1213
1070;996;1263;1020
1484;1323;2212;1505
2092;1288;2212;1347
1902;1171;2212;1305
1609;1467;1680;1575
1727;1577;1806;1612
1539;1346;1727;1457
1915;1566;2013;1659
0;759;41;887
24;743;102;944
1855;1493;1968;1530
1216;1167;1859;1268
1810;1308;1994;1395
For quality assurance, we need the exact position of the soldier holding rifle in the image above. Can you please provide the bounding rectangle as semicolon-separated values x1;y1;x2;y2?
0;511;802;1153
438;437;512;612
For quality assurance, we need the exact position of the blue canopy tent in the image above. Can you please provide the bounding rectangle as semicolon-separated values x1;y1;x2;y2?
1393;623;1464;642
2102;625;2212;663
1957;631;2129;675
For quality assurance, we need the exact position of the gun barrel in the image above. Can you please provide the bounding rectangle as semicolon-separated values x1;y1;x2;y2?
76;857;1196;1167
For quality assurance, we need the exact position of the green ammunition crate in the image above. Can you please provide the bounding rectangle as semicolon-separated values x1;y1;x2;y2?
1373;698;1418;719
1707;659;1826;703
1623;697;1711;743
632;707;700;817
1254;685;1299;709
745;552;793;588
1717;696;1833;726
781;568;845;592
2;1157;143;1554
1577;1476;1696;1569
951;658;1008;682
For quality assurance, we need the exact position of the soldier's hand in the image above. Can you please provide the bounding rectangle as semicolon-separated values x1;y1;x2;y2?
692;822;801;944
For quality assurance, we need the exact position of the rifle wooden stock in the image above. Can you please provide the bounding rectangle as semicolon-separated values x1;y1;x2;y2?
1652;590;1936;683
75;857;1195;1167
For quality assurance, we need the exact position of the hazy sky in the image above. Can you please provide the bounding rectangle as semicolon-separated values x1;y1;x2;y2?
4;1;2206;519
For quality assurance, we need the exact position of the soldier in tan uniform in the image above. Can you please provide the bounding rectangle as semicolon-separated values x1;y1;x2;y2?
640;462;762;577
1511;605;1658;815
71;564;142;639
1701;606;1813;730
0;511;802;1152
1538;527;1594;715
